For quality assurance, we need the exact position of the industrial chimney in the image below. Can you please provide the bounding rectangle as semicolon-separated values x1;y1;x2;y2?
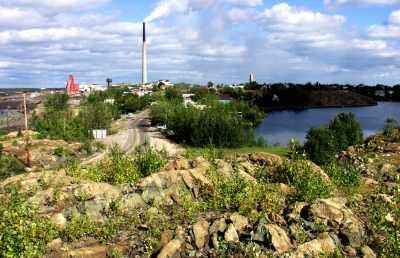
142;22;148;84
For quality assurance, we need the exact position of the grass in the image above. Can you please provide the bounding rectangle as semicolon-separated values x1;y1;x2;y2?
185;145;288;160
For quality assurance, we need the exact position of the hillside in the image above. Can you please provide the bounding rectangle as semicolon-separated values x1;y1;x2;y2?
0;130;398;257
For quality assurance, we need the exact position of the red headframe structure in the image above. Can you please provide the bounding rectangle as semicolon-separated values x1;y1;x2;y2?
66;75;80;94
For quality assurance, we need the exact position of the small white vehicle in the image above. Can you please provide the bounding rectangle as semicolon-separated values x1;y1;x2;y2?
127;113;135;119
156;125;167;131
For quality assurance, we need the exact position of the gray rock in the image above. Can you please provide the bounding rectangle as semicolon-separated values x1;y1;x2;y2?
291;233;336;258
50;213;67;229
157;239;183;258
361;246;376;258
119;193;146;213
230;212;249;232
193;219;209;249
265;224;292;254
224;224;239;242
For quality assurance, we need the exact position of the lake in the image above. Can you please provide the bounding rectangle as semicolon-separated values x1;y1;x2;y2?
255;102;400;146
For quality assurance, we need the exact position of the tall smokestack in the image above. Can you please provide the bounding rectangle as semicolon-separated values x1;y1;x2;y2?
142;22;148;84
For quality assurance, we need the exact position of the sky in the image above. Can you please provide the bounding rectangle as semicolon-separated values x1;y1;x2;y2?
1;0;400;88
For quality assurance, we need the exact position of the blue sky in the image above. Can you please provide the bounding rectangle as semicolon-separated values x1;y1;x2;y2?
1;0;400;88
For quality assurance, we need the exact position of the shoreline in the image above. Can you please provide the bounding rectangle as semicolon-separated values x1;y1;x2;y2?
263;102;378;112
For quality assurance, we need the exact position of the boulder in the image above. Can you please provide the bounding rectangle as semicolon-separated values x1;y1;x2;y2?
164;159;191;171
50;213;67;229
47;238;63;252
67;244;109;258
160;230;174;247
224;224;239;242
73;182;121;201
361;246;376;258
210;218;227;248
157;239;183;258
311;198;365;248
230;213;249;232
291;233;336;258
193;219;209;249
265;224;292;254
215;160;234;177
380;163;395;175
288;202;308;222
119;193;146;213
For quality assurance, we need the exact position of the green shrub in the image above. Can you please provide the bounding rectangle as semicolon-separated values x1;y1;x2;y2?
133;143;166;177
69;144;165;185
0;188;58;257
324;162;361;188
207;169;283;215
304;128;337;165
279;160;332;202
304;113;363;165
383;118;399;138
328;112;363;150
61;215;96;242
0;154;25;180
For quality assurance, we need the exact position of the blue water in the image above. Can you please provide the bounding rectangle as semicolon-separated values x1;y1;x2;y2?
256;102;400;146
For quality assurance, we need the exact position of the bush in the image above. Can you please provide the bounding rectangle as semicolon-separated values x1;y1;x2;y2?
304;113;363;165
61;215;96;242
279;160;332;202
383;118;399;138
68;144;165;185
328;112;363;150
304;128;337;165
0;155;25;180
150;101;257;148
324;162;361;188
206;169;283;215
0;188;58;257
133;143;166;177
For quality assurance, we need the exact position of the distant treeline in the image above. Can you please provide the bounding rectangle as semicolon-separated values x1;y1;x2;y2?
218;82;400;110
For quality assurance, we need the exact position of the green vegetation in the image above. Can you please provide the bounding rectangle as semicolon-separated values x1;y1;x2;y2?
304;128;337;165
32;89;153;143
184;145;288;160
367;188;400;257
328;112;363;150
383;118;400;139
66;143;165;184
0;154;25;180
276;160;332;202
0;188;58;258
206;169;284;216
324;162;361;189
150;86;265;148
304;113;363;165
60;215;96;242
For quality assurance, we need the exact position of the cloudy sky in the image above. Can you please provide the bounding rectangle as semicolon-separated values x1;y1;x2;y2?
1;0;400;88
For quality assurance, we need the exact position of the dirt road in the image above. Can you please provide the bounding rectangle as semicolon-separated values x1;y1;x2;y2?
83;110;182;164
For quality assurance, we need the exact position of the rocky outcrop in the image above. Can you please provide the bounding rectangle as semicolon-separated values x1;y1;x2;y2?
311;198;365;248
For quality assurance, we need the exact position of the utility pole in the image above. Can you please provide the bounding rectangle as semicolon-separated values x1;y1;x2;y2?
23;93;31;167
6;106;9;131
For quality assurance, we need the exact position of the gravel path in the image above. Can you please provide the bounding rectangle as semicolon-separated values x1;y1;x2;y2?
83;110;182;164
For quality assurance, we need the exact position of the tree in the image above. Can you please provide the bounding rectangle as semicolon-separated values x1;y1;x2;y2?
165;87;183;103
328;112;363;151
304;128;337;165
44;93;69;111
207;81;214;88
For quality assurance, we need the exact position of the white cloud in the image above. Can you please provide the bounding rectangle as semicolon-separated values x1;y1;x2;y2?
0;0;111;13
1;0;400;87
260;3;346;32
369;9;400;38
224;0;263;7
324;0;400;6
